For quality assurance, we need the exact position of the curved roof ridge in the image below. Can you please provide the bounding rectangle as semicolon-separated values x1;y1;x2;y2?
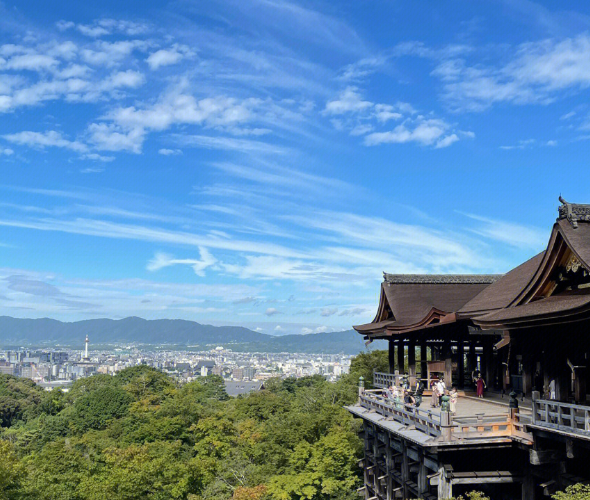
383;273;502;285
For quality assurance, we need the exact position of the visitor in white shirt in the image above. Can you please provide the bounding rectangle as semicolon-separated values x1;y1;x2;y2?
436;379;446;406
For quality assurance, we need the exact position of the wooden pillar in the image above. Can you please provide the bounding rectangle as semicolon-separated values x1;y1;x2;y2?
522;353;533;397
401;439;409;500
385;432;392;500
522;463;536;500
397;340;405;376
389;340;395;374
574;368;587;404
468;343;477;380
372;424;380;498
484;341;494;392
408;340;416;389
417;450;428;497
443;340;452;389
420;342;427;380
457;338;465;389
437;466;452;499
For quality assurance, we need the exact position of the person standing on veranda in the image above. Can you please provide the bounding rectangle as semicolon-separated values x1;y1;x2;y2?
476;375;486;398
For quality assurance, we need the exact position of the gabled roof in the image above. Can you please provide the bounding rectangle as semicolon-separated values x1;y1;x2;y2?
472;199;590;329
354;274;498;336
458;253;545;317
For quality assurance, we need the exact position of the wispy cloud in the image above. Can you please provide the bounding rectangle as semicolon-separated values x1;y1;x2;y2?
147;249;216;277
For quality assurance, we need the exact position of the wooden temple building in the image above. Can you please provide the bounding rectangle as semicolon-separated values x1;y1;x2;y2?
347;198;590;500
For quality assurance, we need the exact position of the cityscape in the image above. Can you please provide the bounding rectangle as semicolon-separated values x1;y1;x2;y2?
0;336;352;394
3;0;590;499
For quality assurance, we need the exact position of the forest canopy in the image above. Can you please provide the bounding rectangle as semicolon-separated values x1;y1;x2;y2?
0;351;388;500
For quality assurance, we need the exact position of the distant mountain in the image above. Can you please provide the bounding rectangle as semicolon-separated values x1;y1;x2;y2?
0;316;386;355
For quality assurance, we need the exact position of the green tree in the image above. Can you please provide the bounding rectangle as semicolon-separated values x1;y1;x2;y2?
553;484;590;500
71;386;132;433
0;440;25;500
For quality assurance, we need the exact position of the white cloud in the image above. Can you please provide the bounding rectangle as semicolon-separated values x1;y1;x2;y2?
80;153;115;162
320;307;338;317
461;213;547;250
265;307;280;316
147;248;216;277
99;70;144;90
435;133;459;148
158;148;182;155
374;104;402;123
3;130;88;152
87;123;145;153
0;148;13;155
364;118;450;147
146;45;191;70
324;87;373;115
81;40;147;67
431;34;590;111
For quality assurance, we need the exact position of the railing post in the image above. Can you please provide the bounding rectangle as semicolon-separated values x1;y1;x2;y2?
440;395;453;442
509;391;520;435
359;376;365;404
532;391;539;425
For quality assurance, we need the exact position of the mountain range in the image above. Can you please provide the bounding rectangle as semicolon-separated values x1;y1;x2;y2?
0;316;386;355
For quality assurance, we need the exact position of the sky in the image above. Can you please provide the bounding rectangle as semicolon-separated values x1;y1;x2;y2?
1;0;590;335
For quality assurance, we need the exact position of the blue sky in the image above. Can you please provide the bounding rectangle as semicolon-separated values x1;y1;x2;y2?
1;0;590;335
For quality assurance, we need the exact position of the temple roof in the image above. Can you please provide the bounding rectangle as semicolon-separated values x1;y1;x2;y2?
353;276;495;336
458;253;545;317
466;198;590;328
355;198;590;336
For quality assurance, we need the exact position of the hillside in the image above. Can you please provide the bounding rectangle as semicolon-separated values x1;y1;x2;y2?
0;316;385;354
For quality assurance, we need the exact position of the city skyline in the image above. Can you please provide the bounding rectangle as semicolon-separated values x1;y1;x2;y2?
1;1;590;334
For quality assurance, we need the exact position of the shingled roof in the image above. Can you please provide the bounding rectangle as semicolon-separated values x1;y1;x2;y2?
354;274;498;336
470;198;590;329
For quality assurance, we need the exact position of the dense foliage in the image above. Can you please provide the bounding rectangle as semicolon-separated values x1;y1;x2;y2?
0;352;387;500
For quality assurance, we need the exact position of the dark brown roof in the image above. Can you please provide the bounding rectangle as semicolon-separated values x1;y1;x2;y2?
382;281;492;326
458;252;544;317
353;276;493;335
473;291;590;329
468;200;590;328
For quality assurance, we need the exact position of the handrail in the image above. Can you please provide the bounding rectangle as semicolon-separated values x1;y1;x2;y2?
532;398;590;436
359;393;441;437
358;389;533;442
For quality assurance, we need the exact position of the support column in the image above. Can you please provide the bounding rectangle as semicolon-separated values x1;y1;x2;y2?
389;340;395;374
397;340;405;378
401;439;409;500
522;463;536;500
457;338;465;389
574;368;587;404
468;343;477;381
408;340;416;389
522;353;533;397
437;466;452;500
385;432;392;500
417;450;428;497
443;340;452;389
484;341;494;393
420;342;427;380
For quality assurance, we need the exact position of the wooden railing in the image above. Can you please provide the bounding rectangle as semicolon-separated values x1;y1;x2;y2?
373;371;438;391
359;392;442;437
373;371;401;389
357;374;534;443
532;397;590;438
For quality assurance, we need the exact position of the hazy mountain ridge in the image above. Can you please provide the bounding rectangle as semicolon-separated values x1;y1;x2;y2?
0;316;384;354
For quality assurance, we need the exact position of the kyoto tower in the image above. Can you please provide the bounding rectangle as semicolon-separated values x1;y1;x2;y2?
83;335;89;361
